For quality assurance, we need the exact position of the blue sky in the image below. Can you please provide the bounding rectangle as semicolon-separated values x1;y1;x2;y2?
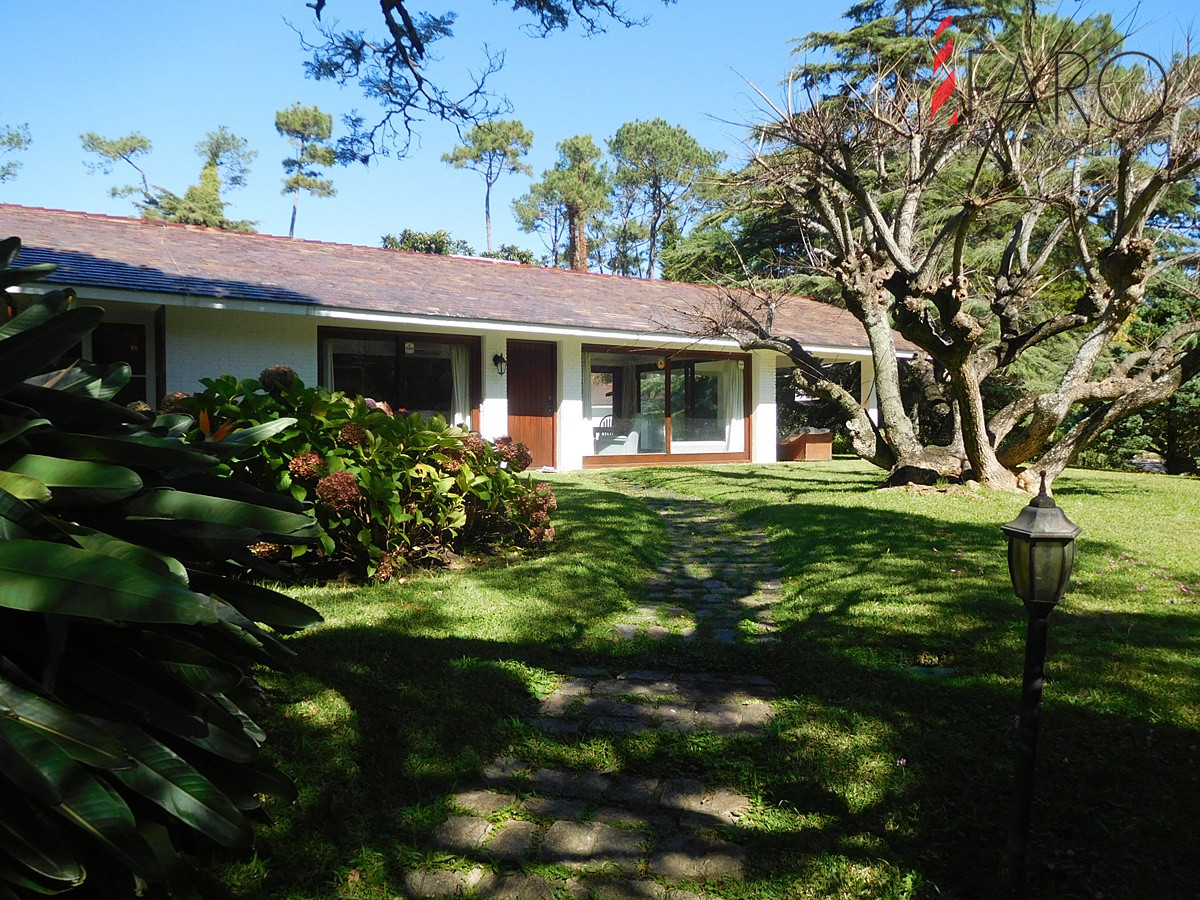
3;1;1194;254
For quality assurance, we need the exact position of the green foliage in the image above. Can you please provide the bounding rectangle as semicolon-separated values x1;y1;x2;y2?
480;243;541;265
0;122;31;183
181;368;557;582
442;118;533;253
515;134;610;270
381;228;474;255
81;127;257;231
0;238;322;898
607;118;724;277
275;103;337;238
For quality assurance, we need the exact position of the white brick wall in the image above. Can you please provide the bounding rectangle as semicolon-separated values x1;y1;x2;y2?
164;307;318;394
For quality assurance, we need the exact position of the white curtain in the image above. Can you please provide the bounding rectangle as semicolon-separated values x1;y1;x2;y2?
722;361;745;452
450;345;471;426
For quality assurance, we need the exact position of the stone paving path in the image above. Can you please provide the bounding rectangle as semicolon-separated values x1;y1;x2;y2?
403;480;783;899
608;488;783;646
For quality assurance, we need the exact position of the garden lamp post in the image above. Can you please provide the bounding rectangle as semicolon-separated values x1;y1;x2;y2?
1000;472;1082;899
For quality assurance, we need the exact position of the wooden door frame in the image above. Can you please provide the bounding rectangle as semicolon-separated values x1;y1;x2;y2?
506;338;558;469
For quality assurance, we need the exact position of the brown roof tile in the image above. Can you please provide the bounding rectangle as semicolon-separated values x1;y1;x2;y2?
1;204;875;350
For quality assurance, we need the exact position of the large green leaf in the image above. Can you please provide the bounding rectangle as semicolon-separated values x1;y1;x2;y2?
190;571;323;633
211;417;298;447
0;305;102;393
62;656;259;764
0;287;70;340
60;524;189;585
0;470;51;504
0;717;161;883
0;782;85;888
6;383;150;432
136;632;242;693
104;721;252;849
24;360;132;400
0;677;131;770
0;541;218;624
26;431;215;474
125;488;321;541
6;454;143;506
0;487;75;543
0;414;50;446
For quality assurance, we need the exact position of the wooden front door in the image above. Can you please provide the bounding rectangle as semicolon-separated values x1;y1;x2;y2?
506;340;557;469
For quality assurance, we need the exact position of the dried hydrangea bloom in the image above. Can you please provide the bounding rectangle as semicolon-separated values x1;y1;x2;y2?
315;471;361;511
337;422;369;447
249;541;285;559
374;551;400;583
259;365;299;397
462;433;487;456
287;450;324;481
159;391;190;414
442;454;463;474
364;398;395;417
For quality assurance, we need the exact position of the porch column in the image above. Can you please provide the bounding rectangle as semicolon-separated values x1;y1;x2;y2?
750;351;778;464
558;341;584;472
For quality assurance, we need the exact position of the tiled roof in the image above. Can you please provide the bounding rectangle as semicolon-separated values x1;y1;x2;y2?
1;204;875;350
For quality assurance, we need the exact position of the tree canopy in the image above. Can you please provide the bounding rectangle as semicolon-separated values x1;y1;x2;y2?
442;118;534;253
298;1;677;160
608;118;723;277
0;123;31;183
514;134;610;271
382;228;474;255
81;127;258;232
679;1;1200;491
276;102;338;238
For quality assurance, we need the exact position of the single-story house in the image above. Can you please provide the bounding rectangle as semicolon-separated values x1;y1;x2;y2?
2;203;882;472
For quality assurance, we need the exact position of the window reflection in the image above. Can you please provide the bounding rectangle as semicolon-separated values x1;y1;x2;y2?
584;351;744;456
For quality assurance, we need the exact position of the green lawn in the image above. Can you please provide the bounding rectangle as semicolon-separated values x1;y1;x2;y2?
204;462;1200;899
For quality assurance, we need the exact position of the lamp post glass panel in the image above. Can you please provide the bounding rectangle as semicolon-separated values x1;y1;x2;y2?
1000;473;1082;898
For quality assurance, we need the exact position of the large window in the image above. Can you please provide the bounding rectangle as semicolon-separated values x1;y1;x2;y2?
318;329;477;426
584;350;746;459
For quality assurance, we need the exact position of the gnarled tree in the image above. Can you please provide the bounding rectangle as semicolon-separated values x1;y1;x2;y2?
682;3;1200;491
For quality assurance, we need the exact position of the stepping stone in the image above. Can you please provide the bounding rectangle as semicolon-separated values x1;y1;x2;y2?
562;772;612;801
452;789;516;817
537;821;643;873
605;775;662;808
592;806;676;832
475;873;556;899
404;867;485;898
711;628;738;643
659;778;706;814
581;878;665;899
523;795;587;820
482;758;528;785
533;718;583;735
683;789;753;826
648;832;746;880
429;815;492;853
485;820;538;862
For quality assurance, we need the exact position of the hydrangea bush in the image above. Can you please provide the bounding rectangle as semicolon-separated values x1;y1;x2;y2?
178;368;554;581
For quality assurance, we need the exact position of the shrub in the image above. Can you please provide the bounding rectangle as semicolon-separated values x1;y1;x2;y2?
0;238;323;898
180;371;555;581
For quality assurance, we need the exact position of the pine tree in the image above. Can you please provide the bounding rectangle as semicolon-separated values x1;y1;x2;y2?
442;119;533;253
275;103;337;238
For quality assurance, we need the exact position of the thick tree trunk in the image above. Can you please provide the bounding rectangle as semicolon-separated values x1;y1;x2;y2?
567;206;588;272
949;362;1019;490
